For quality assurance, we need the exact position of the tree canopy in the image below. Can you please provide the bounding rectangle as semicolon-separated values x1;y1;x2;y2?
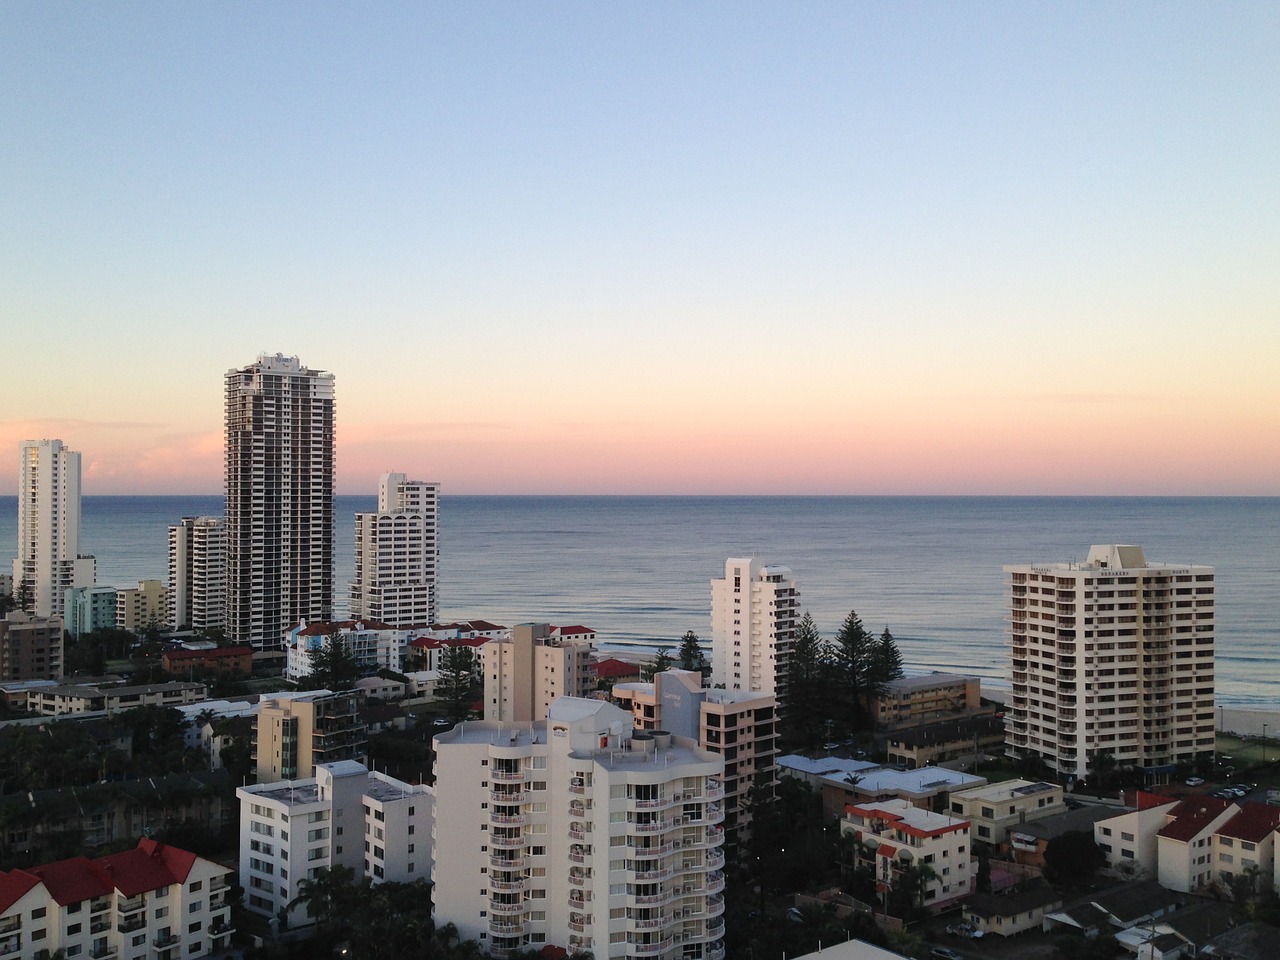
677;630;706;672
308;630;361;691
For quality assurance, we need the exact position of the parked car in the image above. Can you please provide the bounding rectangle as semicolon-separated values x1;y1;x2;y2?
1185;777;1205;786
1232;784;1256;794
931;949;965;960
946;924;984;939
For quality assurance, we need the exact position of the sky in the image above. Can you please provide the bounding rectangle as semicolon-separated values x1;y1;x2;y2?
1;3;1277;496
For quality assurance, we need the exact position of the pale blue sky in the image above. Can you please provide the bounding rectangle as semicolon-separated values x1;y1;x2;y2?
2;3;1277;494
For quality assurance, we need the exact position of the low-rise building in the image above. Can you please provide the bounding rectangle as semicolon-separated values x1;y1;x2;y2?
873;673;981;728
841;798;971;912
1212;804;1280;888
285;619;405;682
947;780;1065;846
0;611;63;681
885;714;1005;770
237;761;431;928
818;766;986;822
0;839;234;960
962;881;1063;937
1155;796;1238;892
115;579;170;633
778;754;879;790
26;680;207;716
161;645;254;678
1095;792;1180;879
1005;805;1117;868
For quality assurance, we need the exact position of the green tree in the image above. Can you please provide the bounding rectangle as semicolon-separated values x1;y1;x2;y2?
832;610;876;731
869;627;905;696
642;647;675;681
438;644;477;720
286;864;360;932
677;630;706;672
787;611;827;747
308;630;361;691
1043;830;1105;887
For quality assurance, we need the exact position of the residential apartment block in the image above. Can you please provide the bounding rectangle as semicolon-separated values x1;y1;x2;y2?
12;438;95;619
284;619;406;682
1006;544;1216;780
841;798;971;911
254;690;367;782
710;558;798;713
947;780;1065;846
168;516;225;632
0;839;234;960
225;354;335;649
237;761;430;928
612;669;778;846
432;698;728;960
116;579;170;633
872;673;981;728
64;585;118;638
482;623;596;722
0;611;63;681
25;680;206;717
1093;791;1179;879
351;472;440;628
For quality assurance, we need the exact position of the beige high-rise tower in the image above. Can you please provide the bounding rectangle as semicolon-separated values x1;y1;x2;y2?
224;354;335;649
1006;544;1216;781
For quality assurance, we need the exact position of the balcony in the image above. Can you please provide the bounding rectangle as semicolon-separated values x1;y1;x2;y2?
118;895;145;913
630;914;666;930
488;919;526;936
490;790;529;805
91;946;119;959
705;780;725;801
633;866;674;882
0;935;20;958
489;899;525;915
709;945;726;960
628;937;672;955
632;820;669;834
207;920;235;939
491;812;527;826
490;833;526;849
490;856;526;870
118;916;147;934
152;933;181;948
491;877;525;892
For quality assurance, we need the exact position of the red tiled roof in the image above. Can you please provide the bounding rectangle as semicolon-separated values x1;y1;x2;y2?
97;847;179;897
876;843;896;858
0;871;41;913
553;625;595;636
297;620;396;637
28;856;112;906
1158;796;1234;841
139;838;199;884
164;646;252;661
1129;790;1176;811
593;658;641;678
1218;803;1280;843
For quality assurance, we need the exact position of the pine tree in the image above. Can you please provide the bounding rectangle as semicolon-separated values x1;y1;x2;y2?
677;630;706;673
308;630;361;691
787;612;825;747
642;647;675;681
832;609;875;731
867;626;905;707
438;644;477;720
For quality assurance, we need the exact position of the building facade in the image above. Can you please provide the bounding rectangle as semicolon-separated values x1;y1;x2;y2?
482;623;596;722
224;354;335;649
710;558;798;713
873;673;982;728
116;579;170;633
0;611;63;681
1005;544;1216;780
947;780;1065;846
351;472;440;628
12;439;95;619
612;669;778;847
237;761;431;928
284;619;405;682
0;839;234;960
168;516;225;632
841;798;972;912
63;586;118;638
254;690;367;782
432;698;727;960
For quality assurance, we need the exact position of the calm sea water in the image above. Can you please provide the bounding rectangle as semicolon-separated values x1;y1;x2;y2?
1;496;1276;707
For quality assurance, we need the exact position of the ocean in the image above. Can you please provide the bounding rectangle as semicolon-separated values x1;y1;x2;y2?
1;496;1276;707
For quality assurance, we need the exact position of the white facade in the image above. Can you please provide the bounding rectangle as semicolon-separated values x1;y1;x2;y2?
1006;545;1216;780
842;798;972;911
237;761;431;928
12;439;95;619
351;472;440;628
225;354;335;649
710;558;799;711
483;623;595;722
432;698;727;960
169;516;225;631
1094;796;1179;879
284;619;406;682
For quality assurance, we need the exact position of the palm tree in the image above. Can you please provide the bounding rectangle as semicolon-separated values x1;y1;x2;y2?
286;864;359;931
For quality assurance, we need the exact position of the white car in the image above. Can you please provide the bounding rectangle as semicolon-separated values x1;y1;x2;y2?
1185;777;1205;786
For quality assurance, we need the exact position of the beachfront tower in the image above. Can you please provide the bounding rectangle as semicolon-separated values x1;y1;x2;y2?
350;472;439;627
1005;544;1216;782
168;515;225;631
710;557;799;714
224;354;335;649
12;439;95;618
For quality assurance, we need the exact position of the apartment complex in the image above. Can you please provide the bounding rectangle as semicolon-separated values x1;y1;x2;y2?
0;839;234;960
482;623;595;722
168;516;225;631
1005;544;1216;780
872;673;981;728
25;680;206;716
64;585;118;638
612;669;778;846
12;438;95;619
0;611;63;681
841;798;971;911
224;354;335;649
116;579;170;633
710;558;798;713
351;472;440;628
284;619;404;682
947;780;1065;846
254;690;367;782
432;698;727;960
237;761;430;927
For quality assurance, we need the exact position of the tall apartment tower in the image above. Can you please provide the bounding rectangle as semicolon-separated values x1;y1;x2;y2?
432;698;727;960
710;558;798;712
12;439;95;618
482;623;596;722
169;516;225;631
224;354;335;649
350;472;439;627
1005;544;1216;781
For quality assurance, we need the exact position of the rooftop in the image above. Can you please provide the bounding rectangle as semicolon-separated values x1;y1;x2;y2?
884;673;977;692
778;755;879;777
823;766;985;796
1158;796;1235;841
951;779;1058;804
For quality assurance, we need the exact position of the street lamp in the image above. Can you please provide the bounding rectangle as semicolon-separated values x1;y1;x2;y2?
1264;723;1268;764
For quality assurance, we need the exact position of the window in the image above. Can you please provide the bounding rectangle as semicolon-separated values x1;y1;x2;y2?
67;923;82;935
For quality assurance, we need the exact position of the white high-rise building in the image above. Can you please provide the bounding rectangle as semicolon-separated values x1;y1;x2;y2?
350;472;439;627
1005;544;1216;781
224;354;335;649
12;439;95;618
709;558;799;712
169;515;225;631
432;698;727;960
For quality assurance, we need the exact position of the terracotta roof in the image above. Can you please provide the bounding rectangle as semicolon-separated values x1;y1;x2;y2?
97;847;179;897
138;838;199;884
28;856;112;906
296;620;396;637
593;658;641;678
1158;796;1235;841
1217;802;1280;843
0;871;41;913
553;625;595;636
876;843;896;858
1127;790;1178;811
